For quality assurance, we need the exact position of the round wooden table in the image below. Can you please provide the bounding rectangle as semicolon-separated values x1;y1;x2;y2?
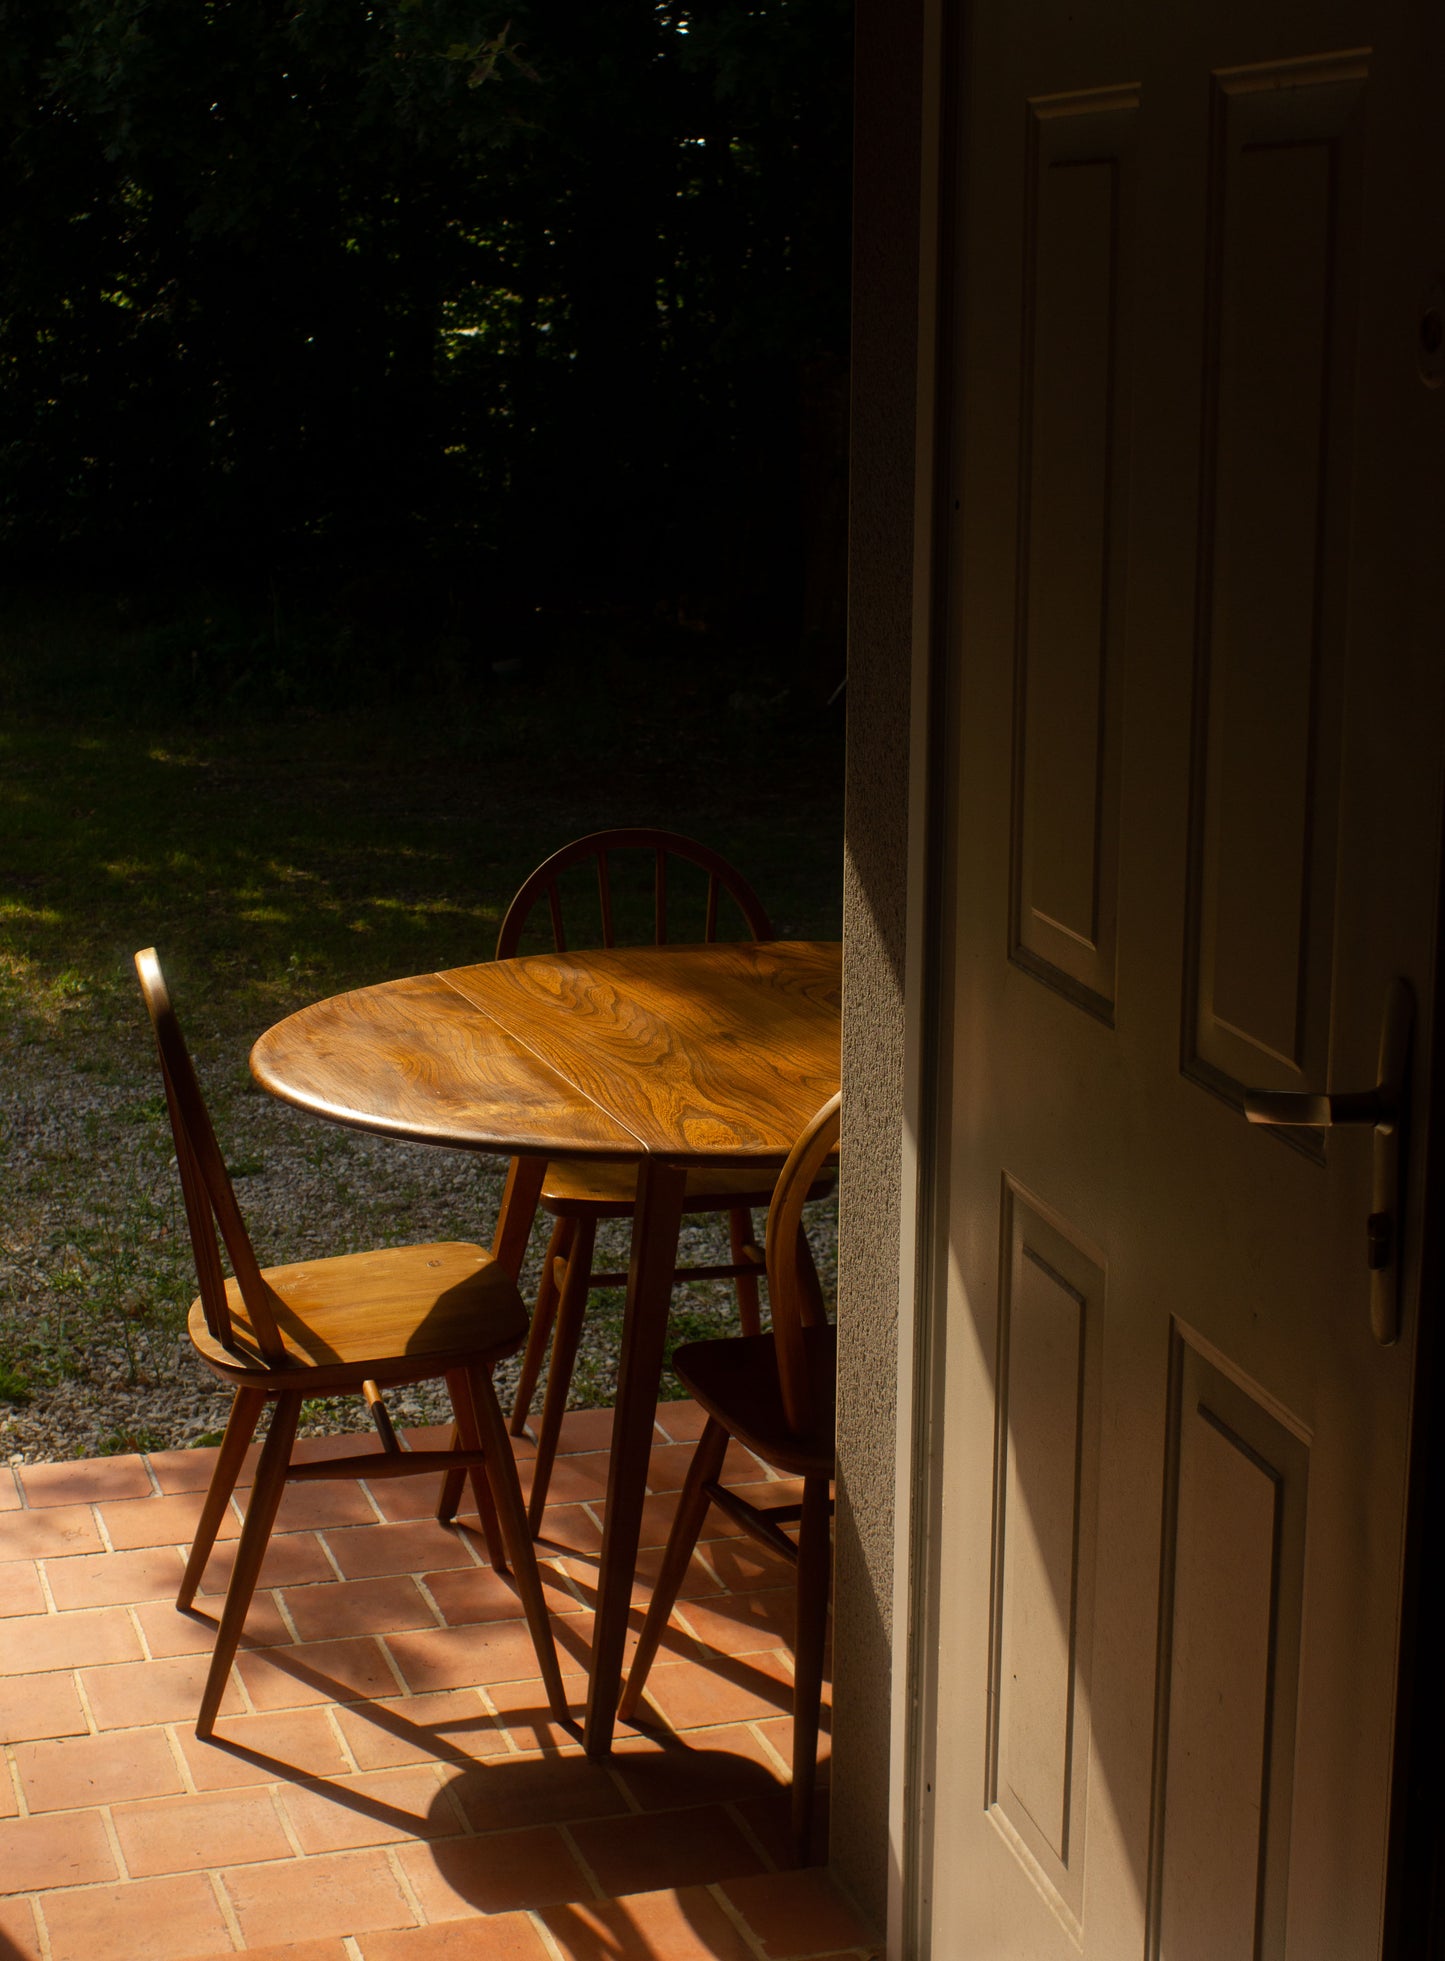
250;939;842;1753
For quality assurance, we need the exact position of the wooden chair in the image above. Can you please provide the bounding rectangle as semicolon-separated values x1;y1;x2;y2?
618;1091;841;1862
134;948;568;1740
441;826;831;1533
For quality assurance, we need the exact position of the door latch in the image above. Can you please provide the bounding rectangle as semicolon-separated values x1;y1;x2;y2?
1242;978;1414;1345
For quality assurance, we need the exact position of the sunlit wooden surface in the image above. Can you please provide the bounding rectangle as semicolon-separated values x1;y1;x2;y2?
252;942;841;1165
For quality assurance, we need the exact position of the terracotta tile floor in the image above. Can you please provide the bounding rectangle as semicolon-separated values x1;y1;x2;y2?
0;1402;876;1961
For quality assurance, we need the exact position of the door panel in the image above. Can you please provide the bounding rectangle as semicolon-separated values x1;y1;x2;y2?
919;0;1443;1954
1184;58;1365;1104
1010;90;1135;1021
987;1183;1105;1935
1150;1333;1309;1961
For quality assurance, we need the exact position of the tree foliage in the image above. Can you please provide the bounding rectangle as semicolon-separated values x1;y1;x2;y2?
0;0;852;631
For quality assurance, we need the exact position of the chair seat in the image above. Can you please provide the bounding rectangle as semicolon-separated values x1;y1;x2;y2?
540;1157;835;1218
672;1325;837;1480
190;1240;529;1390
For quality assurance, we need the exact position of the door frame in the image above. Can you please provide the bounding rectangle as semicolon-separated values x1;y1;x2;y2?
884;0;963;1952
883;1;1445;1951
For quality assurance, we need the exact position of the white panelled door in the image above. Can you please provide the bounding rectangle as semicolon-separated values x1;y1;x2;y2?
919;0;1444;1953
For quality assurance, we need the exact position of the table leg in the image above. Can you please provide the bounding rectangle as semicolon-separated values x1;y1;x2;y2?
438;1153;549;1526
583;1156;688;1756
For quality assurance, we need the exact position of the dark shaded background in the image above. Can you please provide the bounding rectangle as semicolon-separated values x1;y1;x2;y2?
0;0;852;705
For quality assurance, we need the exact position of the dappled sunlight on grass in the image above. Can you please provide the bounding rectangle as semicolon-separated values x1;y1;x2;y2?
365;894;499;918
0;951;102;1033
0;900;63;925
146;744;209;768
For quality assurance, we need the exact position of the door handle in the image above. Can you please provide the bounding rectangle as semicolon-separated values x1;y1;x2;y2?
1242;977;1413;1345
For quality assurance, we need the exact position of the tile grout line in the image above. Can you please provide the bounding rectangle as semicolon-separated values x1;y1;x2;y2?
71;1667;102;1738
382;1840;429;1928
124;1599;155;1663
356;1477;389;1527
457;1516;487;1569
206;1866;248;1950
708;1880;775;1961
473;1682;527;1757
373;1634;414;1698
161;1720;200;1797
324;1700;363;1775
23;1891;55;1961
603;1759;645;1818
32;1557;60;1617
313;1528;348;1583
745;1718;793;1782
543;1549;590;1614
95;1801;132;1884
409;1574;450;1630
555;1820;608;1902
90;1501;116;1555
726;1794;783;1876
691;1543;731;1592
229;1648;261;1719
269;1583;303;1645
526;1910;570;1961
3;1739;26;1819
267;1778;309;1860
426;1753;473;1839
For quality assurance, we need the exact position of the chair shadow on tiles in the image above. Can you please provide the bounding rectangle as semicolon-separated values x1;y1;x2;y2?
175;1644;825;1873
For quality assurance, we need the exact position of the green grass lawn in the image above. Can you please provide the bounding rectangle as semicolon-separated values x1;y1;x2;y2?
0;595;843;1454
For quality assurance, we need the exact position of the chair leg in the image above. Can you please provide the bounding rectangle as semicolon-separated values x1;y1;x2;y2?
789;1473;833;1863
177;1386;267;1611
438;1156;546;1521
446;1368;509;1572
463;1363;571;1722
196;1391;303;1740
527;1216;596;1532
510;1216;572;1436
728;1207;763;1337
618;1414;730;1722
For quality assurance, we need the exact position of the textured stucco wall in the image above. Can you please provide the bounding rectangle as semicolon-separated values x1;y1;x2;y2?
830;0;923;1930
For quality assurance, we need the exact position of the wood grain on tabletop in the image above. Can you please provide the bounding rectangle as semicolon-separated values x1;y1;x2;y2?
249;970;638;1156
439;940;843;1161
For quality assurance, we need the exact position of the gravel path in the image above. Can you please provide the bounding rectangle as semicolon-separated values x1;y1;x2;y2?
1;1018;836;1465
